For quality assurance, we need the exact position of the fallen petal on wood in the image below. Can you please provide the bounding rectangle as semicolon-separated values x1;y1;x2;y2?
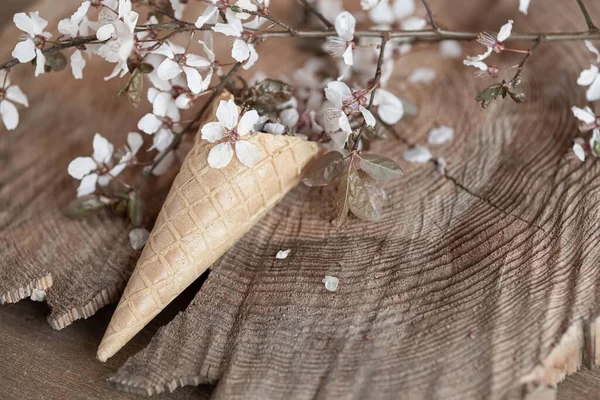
97;92;321;361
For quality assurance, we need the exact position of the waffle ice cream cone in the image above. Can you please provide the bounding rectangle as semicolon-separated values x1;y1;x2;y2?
97;93;320;361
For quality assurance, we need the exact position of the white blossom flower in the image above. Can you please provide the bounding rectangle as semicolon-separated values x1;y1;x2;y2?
58;1;91;79
96;0;139;80
571;105;599;135
403;145;432;163
153;41;212;94
275;249;291;259
212;10;259;70
519;0;531;14
195;2;220;28
110;132;144;176
408;67;437;83
373;89;404;125
0;71;29;131
201;99;261;168
465;19;513;62
577;41;600;102
326;12;356;66
324;81;376;133
129;228;150;250
138;90;181;151
368;0;426;30
67;133;121;196
12;12;52;77
440;40;462;58
428;126;454;145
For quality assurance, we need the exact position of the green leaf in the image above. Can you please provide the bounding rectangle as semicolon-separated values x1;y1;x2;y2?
347;171;383;222
302;151;347;186
508;89;525;104
593;139;600;157
63;195;105;219
127;191;144;227
359;154;403;181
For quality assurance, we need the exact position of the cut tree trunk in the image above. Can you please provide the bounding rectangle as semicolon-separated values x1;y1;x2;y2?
2;0;600;399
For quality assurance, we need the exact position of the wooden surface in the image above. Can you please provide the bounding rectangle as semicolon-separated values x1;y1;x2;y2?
3;0;600;399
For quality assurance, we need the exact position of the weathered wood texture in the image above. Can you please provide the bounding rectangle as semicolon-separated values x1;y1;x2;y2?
110;1;600;399
0;294;213;399
0;0;181;329
2;0;600;399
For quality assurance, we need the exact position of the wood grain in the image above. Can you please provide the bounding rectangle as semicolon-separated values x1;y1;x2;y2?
0;0;181;329
109;1;600;399
2;0;600;399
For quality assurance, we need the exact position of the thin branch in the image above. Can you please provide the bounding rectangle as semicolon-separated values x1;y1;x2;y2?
134;62;242;187
576;0;597;31
296;0;334;29
420;0;440;31
367;34;389;109
509;39;543;85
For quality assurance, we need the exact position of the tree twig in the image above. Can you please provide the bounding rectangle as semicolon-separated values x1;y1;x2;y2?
295;0;333;29
420;0;440;32
576;0;597;31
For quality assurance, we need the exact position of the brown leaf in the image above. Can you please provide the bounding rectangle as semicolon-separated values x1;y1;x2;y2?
127;190;144;227
359;154;403;181
348;171;383;222
302;151;347;186
332;172;351;227
127;70;144;107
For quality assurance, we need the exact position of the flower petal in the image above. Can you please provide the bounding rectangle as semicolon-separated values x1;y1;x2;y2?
127;131;144;154
408;67;436;83
152;149;175;176
182;66;203;94
152;128;173;152
138;113;162;134
280;108;299;127
496;19;513;42
216;99;239;129
325;81;352;106
440;40;462;58
519;0;531;14
235;140;261;168
5;86;28;107
342;45;353;66
68;156;97;179
70;49;86;79
573;142;586;161
428;126;454;145
403;146;432;163
359;105;376;127
334;11;355;41
339;112;352;133
578;65;599;86
77;173;98;196
207;142;234;168
195;5;219;28
373;89;404;125
587;75;600;102
129;228;150;250
92;133;114;163
186;54;211;68
157;58;183;81
0;100;19;130
571;106;596;124
152;91;172;117
96;23;115;41
14;13;36;37
201;121;226;142
34;49;46;77
12;40;36;63
232;39;250;62
243;44;259;70
237;109;259;135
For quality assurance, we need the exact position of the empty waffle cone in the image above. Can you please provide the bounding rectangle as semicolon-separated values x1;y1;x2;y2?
97;93;321;361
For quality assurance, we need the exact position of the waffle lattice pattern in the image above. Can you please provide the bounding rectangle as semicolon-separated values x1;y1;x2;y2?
98;98;320;357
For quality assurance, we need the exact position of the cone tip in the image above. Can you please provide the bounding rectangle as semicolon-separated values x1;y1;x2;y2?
96;337;119;362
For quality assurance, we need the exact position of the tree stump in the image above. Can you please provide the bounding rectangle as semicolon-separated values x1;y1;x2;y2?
2;0;600;399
